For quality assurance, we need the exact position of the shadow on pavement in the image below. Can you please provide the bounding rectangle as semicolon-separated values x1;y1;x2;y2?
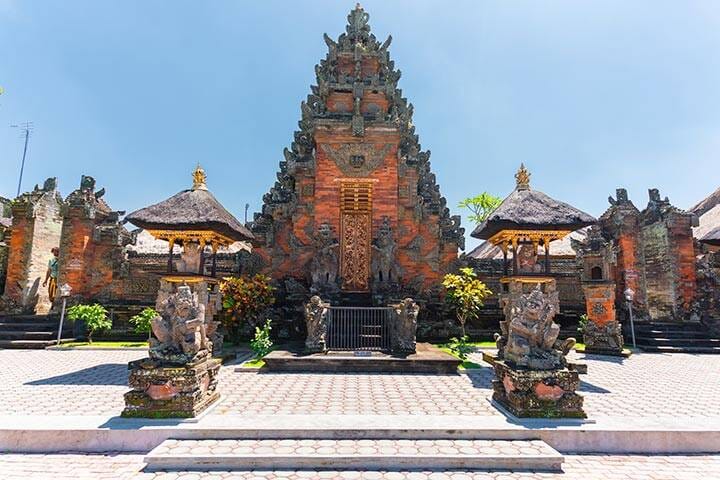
25;363;128;386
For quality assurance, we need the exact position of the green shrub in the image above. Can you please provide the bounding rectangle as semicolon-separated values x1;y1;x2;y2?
578;314;589;334
449;335;474;360
250;319;273;359
130;307;157;339
67;304;111;344
442;267;492;337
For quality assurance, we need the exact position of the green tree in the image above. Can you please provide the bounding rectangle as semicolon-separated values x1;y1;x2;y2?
458;192;502;225
67;304;112;344
129;307;158;340
442;267;492;337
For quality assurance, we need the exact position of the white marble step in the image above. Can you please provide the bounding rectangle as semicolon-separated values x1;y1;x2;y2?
144;438;563;471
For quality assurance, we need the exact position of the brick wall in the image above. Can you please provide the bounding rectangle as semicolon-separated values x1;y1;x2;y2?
1;183;63;313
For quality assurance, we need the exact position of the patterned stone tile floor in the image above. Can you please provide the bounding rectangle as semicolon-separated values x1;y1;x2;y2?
0;452;718;479
1;349;718;419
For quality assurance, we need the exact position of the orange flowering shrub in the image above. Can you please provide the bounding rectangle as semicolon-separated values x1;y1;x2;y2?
219;274;275;343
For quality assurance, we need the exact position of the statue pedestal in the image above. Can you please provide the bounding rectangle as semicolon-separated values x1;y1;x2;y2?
492;360;585;419
123;277;223;418
582;283;624;356
122;356;221;418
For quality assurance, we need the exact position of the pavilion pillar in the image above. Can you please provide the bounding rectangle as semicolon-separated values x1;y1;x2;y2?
167;238;175;273
211;242;218;277
544;239;551;274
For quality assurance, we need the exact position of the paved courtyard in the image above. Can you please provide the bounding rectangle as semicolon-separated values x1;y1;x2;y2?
1;349;719;420
1;348;719;478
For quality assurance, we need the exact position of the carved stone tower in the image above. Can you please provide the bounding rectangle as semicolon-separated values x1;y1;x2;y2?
248;6;464;307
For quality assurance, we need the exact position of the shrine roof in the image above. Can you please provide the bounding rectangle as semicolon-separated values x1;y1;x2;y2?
125;166;253;243
471;164;596;240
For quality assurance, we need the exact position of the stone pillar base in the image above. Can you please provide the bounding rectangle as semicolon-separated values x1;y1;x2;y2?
492;360;586;419
122;356;222;419
583;321;624;356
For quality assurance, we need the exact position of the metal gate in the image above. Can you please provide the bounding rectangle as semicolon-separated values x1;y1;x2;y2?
326;306;393;351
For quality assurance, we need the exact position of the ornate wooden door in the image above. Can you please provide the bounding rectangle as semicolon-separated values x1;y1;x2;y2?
340;181;372;291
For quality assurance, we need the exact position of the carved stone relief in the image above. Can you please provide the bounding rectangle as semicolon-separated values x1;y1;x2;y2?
321;143;393;177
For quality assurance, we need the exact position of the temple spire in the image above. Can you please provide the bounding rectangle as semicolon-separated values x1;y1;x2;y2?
192;164;208;191
515;163;531;190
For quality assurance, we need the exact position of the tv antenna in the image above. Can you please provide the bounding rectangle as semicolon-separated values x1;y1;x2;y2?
10;122;33;197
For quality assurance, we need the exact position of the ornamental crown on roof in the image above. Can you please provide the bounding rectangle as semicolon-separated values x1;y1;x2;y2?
515;163;531;190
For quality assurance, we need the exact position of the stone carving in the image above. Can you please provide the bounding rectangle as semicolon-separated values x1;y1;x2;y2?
517;244;541;273
150;285;212;365
583;320;623;353
393;297;418;353
371;216;399;284
321;143;393;177
304;295;328;352
341;213;371;291
504;286;575;370
175;242;203;274
310;224;339;291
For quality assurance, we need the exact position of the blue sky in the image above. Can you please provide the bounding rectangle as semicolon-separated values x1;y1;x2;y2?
1;1;719;250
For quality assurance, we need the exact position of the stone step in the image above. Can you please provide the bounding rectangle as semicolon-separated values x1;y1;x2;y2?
635;336;720;347
639;345;720;354
0;330;56;340
0;321;58;331
635;331;712;339
0;339;57;349
634;323;706;332
144;438;563;472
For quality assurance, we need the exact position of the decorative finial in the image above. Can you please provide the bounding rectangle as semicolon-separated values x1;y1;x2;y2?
356;2;362;9
192;164;207;191
515;163;531;190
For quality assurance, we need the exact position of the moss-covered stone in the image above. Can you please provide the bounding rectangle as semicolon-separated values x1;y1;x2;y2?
491;359;586;419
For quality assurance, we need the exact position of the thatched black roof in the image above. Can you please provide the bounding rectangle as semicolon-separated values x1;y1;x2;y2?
701;226;720;246
471;165;596;240
125;170;253;243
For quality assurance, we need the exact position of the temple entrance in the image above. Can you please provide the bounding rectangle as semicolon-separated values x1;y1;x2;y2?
340;181;372;292
326;306;393;351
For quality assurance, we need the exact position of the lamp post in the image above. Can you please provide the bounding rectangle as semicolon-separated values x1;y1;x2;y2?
624;287;636;349
56;283;72;346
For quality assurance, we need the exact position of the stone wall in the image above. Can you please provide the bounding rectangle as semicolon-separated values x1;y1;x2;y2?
56;176;134;309
1;179;63;314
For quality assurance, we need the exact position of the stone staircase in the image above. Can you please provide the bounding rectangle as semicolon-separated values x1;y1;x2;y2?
144;438;563;472
634;322;720;354
0;314;66;349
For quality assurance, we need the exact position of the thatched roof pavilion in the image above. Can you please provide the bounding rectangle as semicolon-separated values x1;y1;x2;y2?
125;166;254;275
471;164;596;276
472;164;596;241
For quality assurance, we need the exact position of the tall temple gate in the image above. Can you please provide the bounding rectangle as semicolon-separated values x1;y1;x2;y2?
246;6;464;332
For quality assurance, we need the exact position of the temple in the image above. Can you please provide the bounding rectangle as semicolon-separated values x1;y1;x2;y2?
0;5;718;354
244;5;464;329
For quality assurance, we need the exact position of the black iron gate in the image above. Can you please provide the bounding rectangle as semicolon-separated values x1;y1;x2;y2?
326;306;393;351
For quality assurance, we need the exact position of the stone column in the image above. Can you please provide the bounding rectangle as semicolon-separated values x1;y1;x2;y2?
582;283;623;355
